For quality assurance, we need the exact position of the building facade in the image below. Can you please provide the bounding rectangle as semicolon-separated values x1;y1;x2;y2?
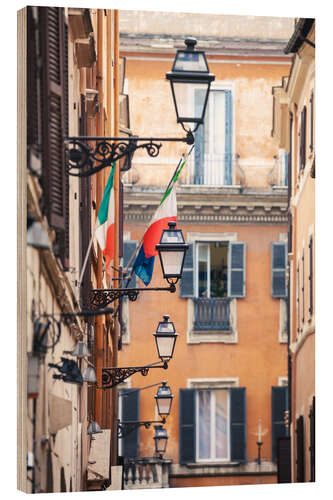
116;10;294;488
272;18;315;483
20;6;121;492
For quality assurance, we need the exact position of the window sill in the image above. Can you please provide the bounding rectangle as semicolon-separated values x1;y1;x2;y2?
185;461;240;468
188;329;236;344
171;461;278;477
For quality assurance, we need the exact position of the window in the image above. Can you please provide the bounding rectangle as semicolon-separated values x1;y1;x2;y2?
180;241;245;332
296;415;305;482
310;90;314;153
179;387;246;464
309;396;315;482
309;236;314;316
194;89;233;186
271;386;288;462
271;242;287;298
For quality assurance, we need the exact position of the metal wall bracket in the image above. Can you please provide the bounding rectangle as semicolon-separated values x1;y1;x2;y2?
118;418;166;438
90;284;176;309
102;360;168;389
65;132;194;177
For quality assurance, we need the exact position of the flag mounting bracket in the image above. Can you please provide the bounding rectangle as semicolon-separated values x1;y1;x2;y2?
64;132;194;177
102;360;169;389
90;283;176;309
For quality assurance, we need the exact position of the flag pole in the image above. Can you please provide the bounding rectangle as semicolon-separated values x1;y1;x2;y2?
78;227;97;286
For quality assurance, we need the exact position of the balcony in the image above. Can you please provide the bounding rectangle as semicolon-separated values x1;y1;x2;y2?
193;297;231;331
122;457;171;490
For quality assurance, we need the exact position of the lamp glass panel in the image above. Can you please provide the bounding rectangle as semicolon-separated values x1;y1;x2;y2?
156;335;175;359
173;81;209;122
157;321;174;334
161;229;184;244
173;51;208;72
157;397;172;415
160;250;184;276
156;437;168;453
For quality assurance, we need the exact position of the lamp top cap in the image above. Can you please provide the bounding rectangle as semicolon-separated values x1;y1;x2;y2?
168;221;176;228
185;38;197;51
163;315;170;321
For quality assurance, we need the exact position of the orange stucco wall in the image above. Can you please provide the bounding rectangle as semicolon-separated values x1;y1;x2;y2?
170;473;277;488
119;222;287;466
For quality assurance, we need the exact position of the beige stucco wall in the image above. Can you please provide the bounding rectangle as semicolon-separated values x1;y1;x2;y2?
119;10;294;41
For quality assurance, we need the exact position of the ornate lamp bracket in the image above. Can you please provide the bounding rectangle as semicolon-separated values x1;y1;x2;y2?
65;133;194;177
90;283;176;309
102;361;169;389
118;418;166;439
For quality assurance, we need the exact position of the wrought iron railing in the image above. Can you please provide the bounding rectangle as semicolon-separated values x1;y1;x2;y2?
193;297;231;331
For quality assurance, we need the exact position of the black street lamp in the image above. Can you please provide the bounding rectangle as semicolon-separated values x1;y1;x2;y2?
65;38;214;177
102;315;178;388
156;221;189;284
166;37;215;133
90;222;189;308
153;425;168;457
155;381;174;418
153;315;178;364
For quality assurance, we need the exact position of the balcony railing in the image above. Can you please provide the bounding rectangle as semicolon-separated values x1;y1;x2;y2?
193;297;231;331
122;457;170;490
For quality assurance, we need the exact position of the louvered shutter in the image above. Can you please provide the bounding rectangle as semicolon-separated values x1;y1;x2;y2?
224;90;233;185
277;437;291;483
79;94;91;309
271;386;288;462
194;90;205;184
120;389;139;459
39;7;69;268
309;396;315;482
300;106;307;171
179;389;196;464
310;91;314;152
309;236;313;316
230;387;246;462
271;242;287;298
27;7;40;151
123;241;137;288
179;242;194;298
296;415;305;482
228;242;246;298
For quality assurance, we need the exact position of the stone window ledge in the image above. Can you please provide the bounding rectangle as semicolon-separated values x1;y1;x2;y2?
171;461;277;477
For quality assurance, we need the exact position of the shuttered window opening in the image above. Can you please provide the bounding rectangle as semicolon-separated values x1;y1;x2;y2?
296;264;300;333
39;7;69;269
296;415;305;482
299;106;307;171
309;396;315;482
179;387;246;464
309;236;313;316
194;89;233;186
271;242;287;298
271;386;288;462
27;7;41;153
310;90;314;153
302;250;305;324
118;389;140;459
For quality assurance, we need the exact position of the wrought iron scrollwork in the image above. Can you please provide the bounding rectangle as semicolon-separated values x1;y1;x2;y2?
65;132;194;177
118;418;166;438
90;284;176;309
102;361;168;389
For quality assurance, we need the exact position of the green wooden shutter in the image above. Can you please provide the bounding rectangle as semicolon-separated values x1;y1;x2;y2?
194;90;205;184
224;90;233;185
123;241;137;288
179;242;194;298
228;242;246;298
179;389;196;464
120;389;140;459
230;387;246;462
271;242;287;298
271;386;288;462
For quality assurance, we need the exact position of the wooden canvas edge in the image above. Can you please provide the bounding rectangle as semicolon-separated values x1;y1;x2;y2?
17;6;27;493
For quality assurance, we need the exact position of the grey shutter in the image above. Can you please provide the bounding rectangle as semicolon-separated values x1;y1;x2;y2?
271;242;287;298
120;389;140;459
123;241;137;288
224;90;233;185
194;90;205;184
230;387;246;462
271;386;288;462
179;242;194;298
228;242;246;298
179;389;196;464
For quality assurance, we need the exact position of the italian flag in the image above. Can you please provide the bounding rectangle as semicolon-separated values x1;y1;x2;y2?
95;164;116;276
132;152;189;286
